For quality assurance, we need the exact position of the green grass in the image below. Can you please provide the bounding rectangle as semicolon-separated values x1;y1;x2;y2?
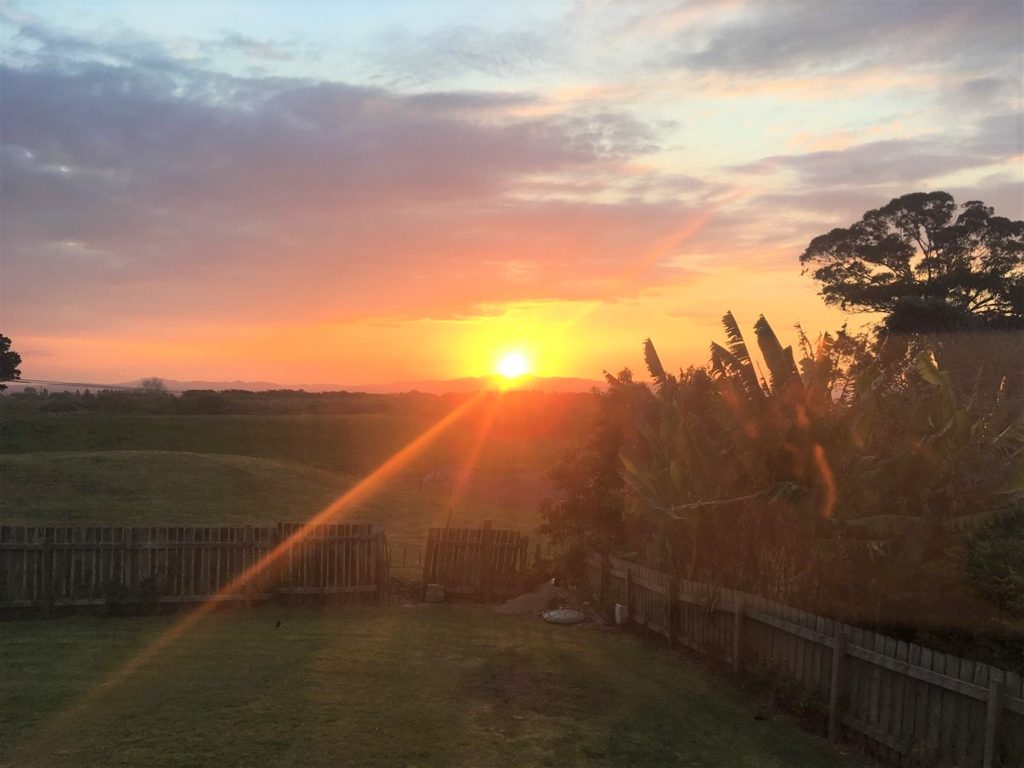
0;414;556;476
0;413;558;551
1;606;858;768
0;451;545;551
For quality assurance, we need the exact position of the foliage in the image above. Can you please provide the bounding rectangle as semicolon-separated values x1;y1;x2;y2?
585;314;872;598
0;333;21;391
967;508;1024;615
538;372;634;568
800;192;1024;330
140;376;167;394
549;306;1023;633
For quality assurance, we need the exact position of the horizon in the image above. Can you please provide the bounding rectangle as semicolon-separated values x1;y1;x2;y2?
4;371;607;395
2;1;1022;384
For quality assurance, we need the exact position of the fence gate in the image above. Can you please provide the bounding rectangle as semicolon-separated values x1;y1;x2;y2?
422;521;528;600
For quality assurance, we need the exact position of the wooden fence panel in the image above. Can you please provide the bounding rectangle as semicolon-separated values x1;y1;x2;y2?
0;522;386;608
422;523;527;600
586;552;1023;768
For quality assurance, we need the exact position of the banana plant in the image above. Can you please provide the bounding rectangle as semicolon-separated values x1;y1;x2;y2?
841;350;1024;594
612;313;848;580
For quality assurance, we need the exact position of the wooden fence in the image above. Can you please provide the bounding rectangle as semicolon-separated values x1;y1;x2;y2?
0;523;388;609
422;522;528;600
586;552;1023;768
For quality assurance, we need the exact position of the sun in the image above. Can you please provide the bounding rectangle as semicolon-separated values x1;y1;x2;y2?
496;351;530;379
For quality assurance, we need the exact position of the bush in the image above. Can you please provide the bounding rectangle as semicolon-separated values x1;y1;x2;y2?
967;508;1024;615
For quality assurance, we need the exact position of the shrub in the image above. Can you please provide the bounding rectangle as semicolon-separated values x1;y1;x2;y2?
967;507;1024;615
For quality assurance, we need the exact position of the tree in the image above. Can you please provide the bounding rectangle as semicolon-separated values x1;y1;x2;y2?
800;192;1024;331
538;374;634;567
0;334;22;391
140;377;166;394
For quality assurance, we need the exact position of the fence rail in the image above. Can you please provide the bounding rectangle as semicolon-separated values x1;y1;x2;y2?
422;522;528;600
586;552;1023;768
0;523;387;609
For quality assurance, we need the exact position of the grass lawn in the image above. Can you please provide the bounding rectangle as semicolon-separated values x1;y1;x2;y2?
0;606;858;768
0;451;546;553
0;414;557;551
0;414;556;477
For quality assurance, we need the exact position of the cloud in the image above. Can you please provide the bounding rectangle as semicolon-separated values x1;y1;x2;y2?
367;24;558;84
672;1;1022;76
1;25;701;335
203;32;298;62
2;8;1021;356
941;76;1021;114
731;112;1022;190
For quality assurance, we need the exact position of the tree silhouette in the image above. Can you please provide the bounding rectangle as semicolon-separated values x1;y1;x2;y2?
800;191;1024;332
140;377;167;394
0;334;22;391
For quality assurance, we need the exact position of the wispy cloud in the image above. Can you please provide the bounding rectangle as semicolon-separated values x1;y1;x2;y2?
1;4;1021;381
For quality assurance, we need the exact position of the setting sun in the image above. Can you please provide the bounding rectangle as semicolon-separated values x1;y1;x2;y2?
496;351;530;379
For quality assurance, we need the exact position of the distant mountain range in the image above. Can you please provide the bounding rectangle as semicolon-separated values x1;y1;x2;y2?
9;375;605;395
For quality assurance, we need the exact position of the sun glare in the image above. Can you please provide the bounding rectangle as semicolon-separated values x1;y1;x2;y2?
496;351;530;379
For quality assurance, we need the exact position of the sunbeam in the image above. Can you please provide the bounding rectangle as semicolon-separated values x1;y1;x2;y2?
9;390;491;758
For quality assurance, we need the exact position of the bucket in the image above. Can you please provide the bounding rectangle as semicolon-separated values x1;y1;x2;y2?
614;603;629;626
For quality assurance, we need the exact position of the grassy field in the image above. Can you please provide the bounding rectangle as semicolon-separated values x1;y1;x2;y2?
0;413;556;475
1;606;858;768
0;450;544;550
0;413;559;550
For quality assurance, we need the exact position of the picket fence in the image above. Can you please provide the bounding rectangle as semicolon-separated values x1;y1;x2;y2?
586;552;1023;768
0;523;388;609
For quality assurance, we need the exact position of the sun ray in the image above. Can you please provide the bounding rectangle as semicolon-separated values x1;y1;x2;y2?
445;392;504;518
11;390;491;758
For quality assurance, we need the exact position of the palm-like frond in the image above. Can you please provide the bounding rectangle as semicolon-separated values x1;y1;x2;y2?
643;338;674;391
711;312;763;399
754;315;802;395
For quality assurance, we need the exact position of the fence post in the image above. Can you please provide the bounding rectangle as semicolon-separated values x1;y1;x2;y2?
828;629;849;743
373;524;388;602
41;528;54;614
270;524;283;597
731;596;744;674
625;564;634;619
480;520;494;601
243;525;254;608
983;678;1004;768
421;528;434;602
599;553;610;607
666;577;677;648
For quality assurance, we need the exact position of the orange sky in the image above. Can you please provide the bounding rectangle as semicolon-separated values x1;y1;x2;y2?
1;2;1020;386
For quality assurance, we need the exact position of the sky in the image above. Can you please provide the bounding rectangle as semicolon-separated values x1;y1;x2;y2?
1;1;1022;386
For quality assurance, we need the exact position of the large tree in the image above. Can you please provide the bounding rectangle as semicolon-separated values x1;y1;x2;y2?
800;192;1024;332
0;334;21;391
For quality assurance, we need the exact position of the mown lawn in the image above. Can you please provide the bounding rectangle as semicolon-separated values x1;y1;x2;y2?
0;414;556;476
0;414;557;551
0;606;858;767
0;451;542;551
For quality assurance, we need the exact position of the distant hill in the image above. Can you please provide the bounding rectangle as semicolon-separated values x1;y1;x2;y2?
4;375;605;395
334;376;605;395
